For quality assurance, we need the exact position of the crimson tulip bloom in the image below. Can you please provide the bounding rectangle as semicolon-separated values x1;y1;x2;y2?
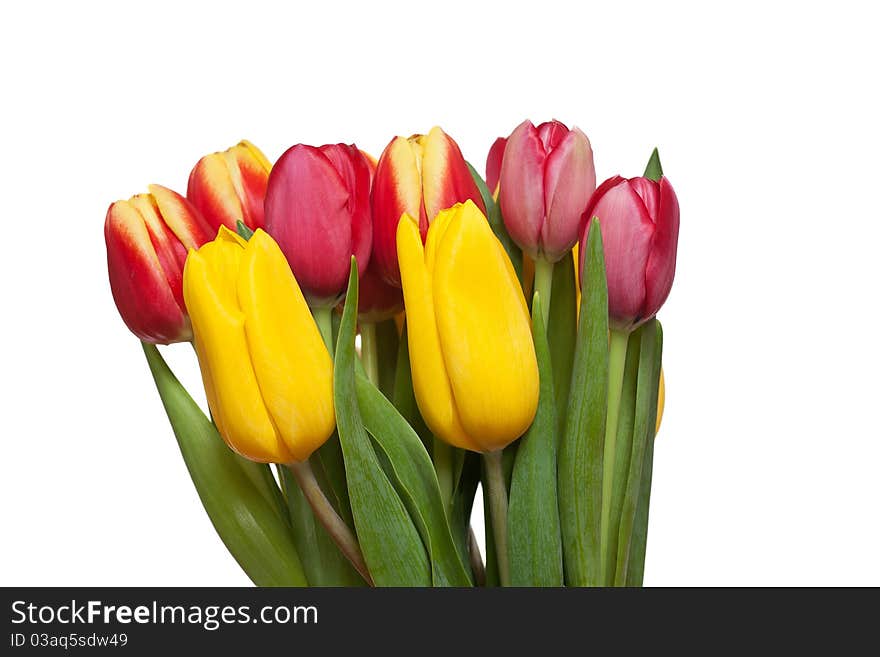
498;119;595;263
371;127;485;287
105;185;214;343
579;175;680;330
264;143;372;306
187;140;271;232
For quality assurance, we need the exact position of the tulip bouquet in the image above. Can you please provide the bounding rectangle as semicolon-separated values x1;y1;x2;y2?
104;123;679;587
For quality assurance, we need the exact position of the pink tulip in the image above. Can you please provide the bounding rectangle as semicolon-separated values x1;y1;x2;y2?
580;175;680;330
498;119;595;262
264;143;372;306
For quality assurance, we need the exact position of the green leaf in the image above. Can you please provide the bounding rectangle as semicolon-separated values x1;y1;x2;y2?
375;318;400;399
235;220;254;240
356;372;472;586
142;343;307;587
334;259;432;586
557;219;609;586
314;434;355;528
604;326;642;584
508;294;564;586
548;252;578;435
392;323;432;452
466;161;523;283
644;148;663;181
618;320;663;586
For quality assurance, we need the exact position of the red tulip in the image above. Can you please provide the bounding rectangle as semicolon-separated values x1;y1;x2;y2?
371;127;485;287
187;140;271;232
105;185;214;343
498;119;595;263
264;143;372;306
357;260;404;323
485;136;507;195
579;175;680;330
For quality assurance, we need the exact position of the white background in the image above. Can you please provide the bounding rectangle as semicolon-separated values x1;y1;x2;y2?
1;1;878;586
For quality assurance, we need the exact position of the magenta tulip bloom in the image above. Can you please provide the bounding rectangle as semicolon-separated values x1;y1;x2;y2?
580;175;680;330
264;143;372;306
498;119;596;262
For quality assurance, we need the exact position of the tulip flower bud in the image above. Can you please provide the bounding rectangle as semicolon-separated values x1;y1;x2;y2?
264;143;372;307
498;119;596;263
372;127;486;287
485;136;507;196
183;227;336;463
105;184;214;344
187;140;272;232
397;200;539;452
579;175;680;330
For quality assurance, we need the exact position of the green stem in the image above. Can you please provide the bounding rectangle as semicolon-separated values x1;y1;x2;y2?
287;459;373;586
433;438;454;513
600;328;630;583
533;257;554;328
360;321;379;386
313;306;334;354
484;450;511;587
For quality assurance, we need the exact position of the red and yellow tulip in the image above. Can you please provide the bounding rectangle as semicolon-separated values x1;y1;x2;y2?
187;140;271;232
372;127;485;287
104;184;213;344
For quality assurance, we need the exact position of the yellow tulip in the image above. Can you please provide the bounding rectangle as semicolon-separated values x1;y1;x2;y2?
183;226;336;463
397;200;539;452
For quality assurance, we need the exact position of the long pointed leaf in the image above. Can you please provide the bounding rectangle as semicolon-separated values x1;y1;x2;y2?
356;372;472;586
508;294;563;586
605;327;642;584
549;252;578;434
558;219;609;586
620;321;663;586
392;323;432;452
334;260;431;586
142;343;307;587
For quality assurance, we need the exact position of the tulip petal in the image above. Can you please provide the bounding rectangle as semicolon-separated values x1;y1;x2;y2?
319;144;372;278
264;145;354;303
187;153;244;232
149;183;213;249
498;120;545;258
237;230;336;463
227;142;270;230
105;200;188;343
372;137;424;286
397;214;479;451
584;180;653;326
485;136;507;195
628;177;661;221
432;201;539;451
421;127;486;225
644;176;680;318
128;193;186;309
183;235;292;463
542;127;596;260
